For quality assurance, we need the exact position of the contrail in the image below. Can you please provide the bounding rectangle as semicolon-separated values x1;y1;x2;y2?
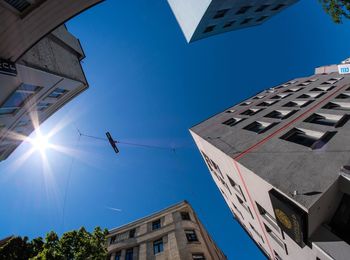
106;207;122;212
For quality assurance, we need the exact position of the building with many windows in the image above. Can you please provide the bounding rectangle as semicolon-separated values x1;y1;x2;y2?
0;0;105;161
0;0;103;62
167;0;299;43
190;59;350;259
0;25;89;161
107;201;226;260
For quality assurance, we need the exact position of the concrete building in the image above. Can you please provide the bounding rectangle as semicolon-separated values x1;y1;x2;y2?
0;25;89;161
167;0;299;43
190;59;350;260
107;201;226;260
0;0;103;62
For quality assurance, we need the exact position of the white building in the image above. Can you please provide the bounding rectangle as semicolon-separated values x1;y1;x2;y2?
167;0;299;43
190;60;350;259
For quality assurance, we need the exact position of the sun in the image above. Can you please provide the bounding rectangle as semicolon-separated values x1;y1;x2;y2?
30;132;50;153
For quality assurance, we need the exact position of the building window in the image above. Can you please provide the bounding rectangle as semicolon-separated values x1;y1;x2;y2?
227;175;246;200
16;119;29;127
115;251;121;260
185;230;198;242
110;236;116;245
271;93;290;99
240;18;253;25
204;25;215;33
311;86;335;92
256;16;268;22
181;212;191;221
253;95;265;99
192;253;205;260
129;229;136;238
237;195;254;219
274;250;283;260
297;92;325;99
37;102;51;111
323;101;350;111
4;0;31;12
153;239;164;254
283;87;302;93
222;117;245;126
223;21;236;28
257;100;277;107
264;110;297;120
282;100;313;108
48;88;67;99
255;5;270;12
236;6;252;14
240;101;252;106
304;113;349;127
249;223;264;242
125;248;133;260
280;128;336;149
240;108;263;116
265;224;285;249
0;83;41;116
271;4;285;11
152;219;161;230
336;93;350;99
213;9;229;19
243;121;278;134
322;77;343;85
256;203;279;231
225;109;235;113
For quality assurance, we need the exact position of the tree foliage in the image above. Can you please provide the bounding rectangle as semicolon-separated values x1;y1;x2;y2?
319;0;350;23
0;227;108;260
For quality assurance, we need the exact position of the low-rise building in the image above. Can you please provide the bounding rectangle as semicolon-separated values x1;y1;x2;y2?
107;201;226;260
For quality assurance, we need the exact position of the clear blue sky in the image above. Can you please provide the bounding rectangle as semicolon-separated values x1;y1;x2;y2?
0;1;349;259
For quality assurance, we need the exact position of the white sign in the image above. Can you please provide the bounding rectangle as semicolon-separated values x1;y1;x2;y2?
338;64;350;74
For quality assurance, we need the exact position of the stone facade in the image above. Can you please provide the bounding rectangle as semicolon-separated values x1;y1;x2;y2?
107;201;226;260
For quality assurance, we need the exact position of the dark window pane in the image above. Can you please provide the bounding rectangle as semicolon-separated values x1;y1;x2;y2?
152;219;161;230
213;9;229;19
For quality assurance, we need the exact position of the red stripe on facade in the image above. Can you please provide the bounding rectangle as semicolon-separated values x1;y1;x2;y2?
232;160;275;258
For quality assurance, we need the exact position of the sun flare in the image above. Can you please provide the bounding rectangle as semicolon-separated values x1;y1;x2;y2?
30;132;50;153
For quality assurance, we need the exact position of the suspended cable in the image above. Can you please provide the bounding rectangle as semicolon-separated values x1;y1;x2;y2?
77;130;177;153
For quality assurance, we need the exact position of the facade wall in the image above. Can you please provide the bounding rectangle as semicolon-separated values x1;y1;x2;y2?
107;202;226;260
168;0;299;43
191;65;350;259
0;26;88;161
0;0;103;61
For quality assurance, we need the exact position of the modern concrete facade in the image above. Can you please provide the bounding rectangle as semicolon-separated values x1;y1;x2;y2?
0;0;103;61
107;201;226;260
0;25;89;161
167;0;299;43
190;59;350;259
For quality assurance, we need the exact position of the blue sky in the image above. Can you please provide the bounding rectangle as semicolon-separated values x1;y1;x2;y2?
0;1;350;259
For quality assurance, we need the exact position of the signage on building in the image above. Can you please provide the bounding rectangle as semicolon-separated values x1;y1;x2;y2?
0;59;17;76
269;189;308;248
338;64;350;74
